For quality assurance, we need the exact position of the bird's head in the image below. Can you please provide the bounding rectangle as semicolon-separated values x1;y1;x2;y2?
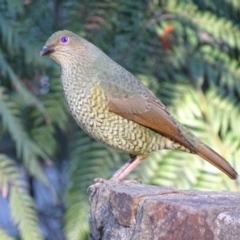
40;30;90;65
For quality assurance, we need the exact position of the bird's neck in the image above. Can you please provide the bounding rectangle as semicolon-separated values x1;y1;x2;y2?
60;63;95;111
59;49;105;100
61;63;89;88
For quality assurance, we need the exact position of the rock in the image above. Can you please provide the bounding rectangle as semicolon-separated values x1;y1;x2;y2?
89;182;240;240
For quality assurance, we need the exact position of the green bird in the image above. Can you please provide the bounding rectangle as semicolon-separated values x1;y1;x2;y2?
40;30;238;183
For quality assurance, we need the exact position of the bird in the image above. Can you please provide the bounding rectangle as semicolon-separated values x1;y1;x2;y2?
40;30;238;185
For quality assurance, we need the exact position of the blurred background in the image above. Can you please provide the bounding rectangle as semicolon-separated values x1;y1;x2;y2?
0;0;240;239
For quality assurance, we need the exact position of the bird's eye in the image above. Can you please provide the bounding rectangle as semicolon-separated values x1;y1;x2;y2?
61;36;69;43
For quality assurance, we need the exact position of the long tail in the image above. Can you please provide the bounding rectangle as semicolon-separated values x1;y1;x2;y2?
196;143;238;179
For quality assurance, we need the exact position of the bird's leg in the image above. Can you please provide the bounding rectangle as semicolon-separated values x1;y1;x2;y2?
93;154;143;183
110;154;142;181
87;155;144;201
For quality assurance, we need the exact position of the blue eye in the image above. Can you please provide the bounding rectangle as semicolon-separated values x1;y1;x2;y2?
61;36;68;43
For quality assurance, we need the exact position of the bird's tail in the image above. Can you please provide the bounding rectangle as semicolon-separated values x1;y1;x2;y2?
196;143;238;179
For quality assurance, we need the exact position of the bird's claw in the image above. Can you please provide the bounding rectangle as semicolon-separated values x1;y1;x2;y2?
87;178;107;203
125;178;142;184
87;177;142;203
93;178;107;184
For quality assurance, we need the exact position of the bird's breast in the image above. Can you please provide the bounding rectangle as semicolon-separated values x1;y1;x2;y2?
61;79;160;154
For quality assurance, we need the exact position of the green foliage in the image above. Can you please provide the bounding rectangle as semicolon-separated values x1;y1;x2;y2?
0;0;240;239
0;0;67;238
0;227;15;240
0;87;48;181
0;154;43;240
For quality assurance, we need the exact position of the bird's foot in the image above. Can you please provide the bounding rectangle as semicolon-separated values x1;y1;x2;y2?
93;177;107;184
87;177;142;203
121;178;142;184
87;178;109;203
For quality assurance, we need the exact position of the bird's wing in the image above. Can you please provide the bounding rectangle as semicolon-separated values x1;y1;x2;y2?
95;63;238;179
97;71;197;152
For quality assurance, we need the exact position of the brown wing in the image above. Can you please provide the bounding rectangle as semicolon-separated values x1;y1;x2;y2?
104;84;239;179
103;83;196;152
95;59;238;179
95;59;196;152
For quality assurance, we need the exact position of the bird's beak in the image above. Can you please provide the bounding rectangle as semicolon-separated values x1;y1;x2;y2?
40;45;55;56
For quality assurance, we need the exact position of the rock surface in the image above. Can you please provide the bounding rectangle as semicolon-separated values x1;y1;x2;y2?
89;182;240;240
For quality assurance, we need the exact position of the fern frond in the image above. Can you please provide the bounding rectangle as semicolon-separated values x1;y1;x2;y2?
0;154;19;193
64;201;89;240
10;187;43;240
0;0;24;53
0;227;15;240
0;52;47;115
0;154;43;240
0;87;51;187
27;75;68;157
